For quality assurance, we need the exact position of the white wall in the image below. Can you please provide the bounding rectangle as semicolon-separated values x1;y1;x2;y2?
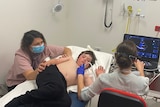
67;0;160;52
0;0;160;85
0;0;69;85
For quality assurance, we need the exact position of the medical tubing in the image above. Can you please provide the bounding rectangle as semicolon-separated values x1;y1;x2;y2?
87;62;97;81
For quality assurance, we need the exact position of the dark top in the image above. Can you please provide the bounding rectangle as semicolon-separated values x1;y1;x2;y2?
5;65;71;107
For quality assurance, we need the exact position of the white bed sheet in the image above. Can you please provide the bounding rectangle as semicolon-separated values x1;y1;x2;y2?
0;80;37;107
0;46;113;107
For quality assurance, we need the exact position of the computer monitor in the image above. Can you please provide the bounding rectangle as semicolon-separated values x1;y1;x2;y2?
123;34;160;70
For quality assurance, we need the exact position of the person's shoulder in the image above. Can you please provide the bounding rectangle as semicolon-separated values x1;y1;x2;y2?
100;70;120;80
137;76;149;81
46;45;54;49
14;48;31;60
129;72;149;83
15;48;26;55
98;72;111;80
46;45;64;50
47;45;64;48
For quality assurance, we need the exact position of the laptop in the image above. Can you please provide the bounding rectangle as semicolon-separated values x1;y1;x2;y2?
123;34;160;71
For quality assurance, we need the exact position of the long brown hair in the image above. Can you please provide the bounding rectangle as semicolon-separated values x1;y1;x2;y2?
115;40;137;69
21;30;47;55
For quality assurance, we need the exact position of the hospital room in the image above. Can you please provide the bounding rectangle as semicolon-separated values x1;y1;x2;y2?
0;0;160;107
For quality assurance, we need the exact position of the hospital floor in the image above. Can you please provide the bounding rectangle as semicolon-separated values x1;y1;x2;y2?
145;91;160;107
146;99;160;107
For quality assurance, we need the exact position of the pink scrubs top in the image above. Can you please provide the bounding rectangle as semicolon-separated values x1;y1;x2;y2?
6;45;64;87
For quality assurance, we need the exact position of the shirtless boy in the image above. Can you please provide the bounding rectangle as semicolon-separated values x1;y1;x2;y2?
4;50;97;107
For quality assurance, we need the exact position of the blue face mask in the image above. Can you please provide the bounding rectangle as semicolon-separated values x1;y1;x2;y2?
32;43;45;53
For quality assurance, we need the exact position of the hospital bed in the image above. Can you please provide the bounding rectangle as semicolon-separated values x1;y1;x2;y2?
0;45;113;107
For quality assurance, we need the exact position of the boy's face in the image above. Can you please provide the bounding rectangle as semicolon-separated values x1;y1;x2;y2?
76;53;92;69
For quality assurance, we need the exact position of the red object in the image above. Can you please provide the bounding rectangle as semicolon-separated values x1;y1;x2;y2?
98;88;147;107
155;26;160;32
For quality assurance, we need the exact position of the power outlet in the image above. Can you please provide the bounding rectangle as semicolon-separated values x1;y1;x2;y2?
155;26;160;32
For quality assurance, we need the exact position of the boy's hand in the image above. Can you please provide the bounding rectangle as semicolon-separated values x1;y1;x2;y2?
96;66;105;77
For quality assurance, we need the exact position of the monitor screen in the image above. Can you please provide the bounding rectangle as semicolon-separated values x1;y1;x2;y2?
124;34;160;69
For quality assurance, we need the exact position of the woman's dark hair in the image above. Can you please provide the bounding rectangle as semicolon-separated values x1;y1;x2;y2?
115;40;137;69
21;30;46;54
77;50;97;68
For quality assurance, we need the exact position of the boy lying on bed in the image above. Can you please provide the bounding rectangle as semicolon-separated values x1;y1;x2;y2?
4;50;100;107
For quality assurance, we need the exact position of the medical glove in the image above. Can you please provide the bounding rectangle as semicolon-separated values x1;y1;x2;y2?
77;64;85;75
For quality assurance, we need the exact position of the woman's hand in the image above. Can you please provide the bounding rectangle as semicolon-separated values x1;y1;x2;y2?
36;62;47;72
134;59;145;76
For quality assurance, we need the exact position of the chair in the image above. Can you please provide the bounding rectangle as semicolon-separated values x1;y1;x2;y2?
98;88;147;107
